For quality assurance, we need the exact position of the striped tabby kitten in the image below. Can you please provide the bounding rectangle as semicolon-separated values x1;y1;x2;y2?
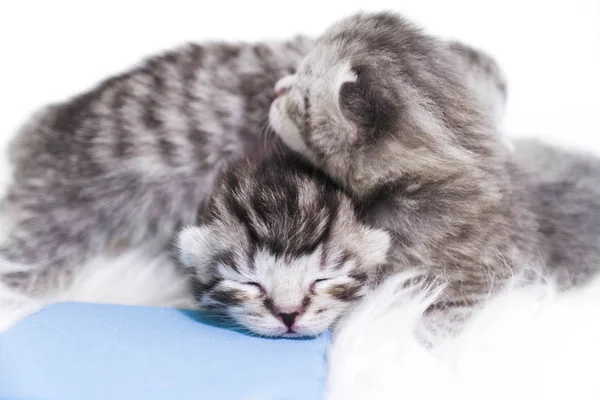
176;155;390;337
1;30;506;291
1;37;312;282
269;12;600;304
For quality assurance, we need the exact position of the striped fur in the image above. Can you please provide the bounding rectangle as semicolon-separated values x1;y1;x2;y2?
269;12;600;304
0;37;312;286
0;29;504;296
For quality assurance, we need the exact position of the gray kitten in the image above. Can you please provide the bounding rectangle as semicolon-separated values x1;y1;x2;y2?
0;31;507;291
269;12;600;304
1;37;312;281
176;154;390;337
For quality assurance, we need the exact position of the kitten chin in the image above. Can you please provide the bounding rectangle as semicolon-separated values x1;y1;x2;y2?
175;154;391;337
268;11;600;304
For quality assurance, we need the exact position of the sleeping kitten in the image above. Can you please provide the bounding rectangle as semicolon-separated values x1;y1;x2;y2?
1;30;507;291
269;12;600;303
176;155;390;337
1;37;312;282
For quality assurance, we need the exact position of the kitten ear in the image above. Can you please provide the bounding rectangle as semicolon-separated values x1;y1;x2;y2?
175;225;217;271
360;227;392;266
338;64;396;143
339;80;365;144
335;64;359;88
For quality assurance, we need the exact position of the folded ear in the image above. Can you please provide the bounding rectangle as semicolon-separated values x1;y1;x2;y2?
359;227;392;267
175;225;218;272
338;64;398;144
328;196;392;267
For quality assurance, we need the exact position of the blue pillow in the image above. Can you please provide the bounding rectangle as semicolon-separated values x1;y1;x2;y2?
0;302;330;400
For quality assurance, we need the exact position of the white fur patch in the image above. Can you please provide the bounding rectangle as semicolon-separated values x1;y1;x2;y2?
333;62;357;101
360;228;391;266
268;97;311;157
175;225;215;270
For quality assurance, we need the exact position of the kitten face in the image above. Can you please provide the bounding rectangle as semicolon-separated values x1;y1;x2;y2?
176;157;390;337
269;12;498;196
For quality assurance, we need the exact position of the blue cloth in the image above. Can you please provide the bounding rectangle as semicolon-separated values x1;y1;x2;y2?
0;302;330;400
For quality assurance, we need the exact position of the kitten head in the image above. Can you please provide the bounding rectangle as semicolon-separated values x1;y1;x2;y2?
176;156;390;337
269;12;499;196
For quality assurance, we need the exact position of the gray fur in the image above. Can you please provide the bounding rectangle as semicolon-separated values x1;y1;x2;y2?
1;27;509;295
512;139;600;285
447;41;508;128
176;155;390;337
1;37;312;279
269;12;600;303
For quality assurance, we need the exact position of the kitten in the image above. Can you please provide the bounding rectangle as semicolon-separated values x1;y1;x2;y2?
1;30;507;291
176;155;390;337
1;37;312;281
269;12;600;303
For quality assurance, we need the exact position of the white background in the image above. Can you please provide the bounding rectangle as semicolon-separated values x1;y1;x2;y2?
1;0;599;152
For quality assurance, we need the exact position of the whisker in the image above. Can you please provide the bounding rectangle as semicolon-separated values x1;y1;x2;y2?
257;118;288;159
259;119;272;156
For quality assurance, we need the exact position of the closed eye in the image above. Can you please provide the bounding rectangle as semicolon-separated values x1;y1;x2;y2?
243;281;266;295
310;278;331;292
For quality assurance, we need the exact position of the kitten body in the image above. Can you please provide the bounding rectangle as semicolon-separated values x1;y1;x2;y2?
1;37;312;278
269;12;600;303
1;28;508;294
511;139;600;285
176;155;390;337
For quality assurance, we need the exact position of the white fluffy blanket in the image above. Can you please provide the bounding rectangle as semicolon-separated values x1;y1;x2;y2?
326;272;600;400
